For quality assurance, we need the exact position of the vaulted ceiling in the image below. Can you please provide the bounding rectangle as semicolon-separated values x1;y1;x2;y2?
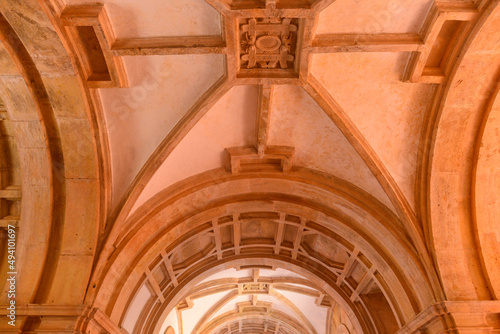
0;0;498;333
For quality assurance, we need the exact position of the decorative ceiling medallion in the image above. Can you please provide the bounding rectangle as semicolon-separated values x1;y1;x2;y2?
239;17;298;70
255;35;281;52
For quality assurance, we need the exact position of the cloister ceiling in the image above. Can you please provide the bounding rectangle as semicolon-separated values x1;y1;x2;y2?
89;0;437;215
0;0;498;333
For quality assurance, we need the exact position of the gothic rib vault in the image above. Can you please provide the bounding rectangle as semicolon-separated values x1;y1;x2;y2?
0;0;499;333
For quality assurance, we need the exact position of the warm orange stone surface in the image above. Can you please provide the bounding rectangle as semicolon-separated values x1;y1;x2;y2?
316;0;433;34
0;0;498;333
311;52;434;210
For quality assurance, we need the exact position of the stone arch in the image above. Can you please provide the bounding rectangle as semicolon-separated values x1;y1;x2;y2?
90;169;436;334
199;311;309;334
427;1;500;301
473;81;500;298
0;0;102;318
0;0;498;333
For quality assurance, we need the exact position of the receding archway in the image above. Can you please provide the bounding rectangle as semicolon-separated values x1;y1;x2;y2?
89;169;436;334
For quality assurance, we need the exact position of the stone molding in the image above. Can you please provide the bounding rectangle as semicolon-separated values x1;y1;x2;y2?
0;305;123;333
397;301;500;334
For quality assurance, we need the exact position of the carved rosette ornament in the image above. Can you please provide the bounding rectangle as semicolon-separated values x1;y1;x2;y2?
240;17;298;70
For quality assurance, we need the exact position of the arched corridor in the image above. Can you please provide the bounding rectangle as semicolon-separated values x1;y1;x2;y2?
0;0;498;333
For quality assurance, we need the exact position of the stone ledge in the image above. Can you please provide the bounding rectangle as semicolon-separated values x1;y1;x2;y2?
397;301;500;334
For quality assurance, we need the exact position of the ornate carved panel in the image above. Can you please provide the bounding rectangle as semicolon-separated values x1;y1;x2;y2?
239;17;298;70
242;282;270;292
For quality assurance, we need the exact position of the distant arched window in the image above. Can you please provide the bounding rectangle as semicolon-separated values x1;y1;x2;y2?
165;326;175;334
